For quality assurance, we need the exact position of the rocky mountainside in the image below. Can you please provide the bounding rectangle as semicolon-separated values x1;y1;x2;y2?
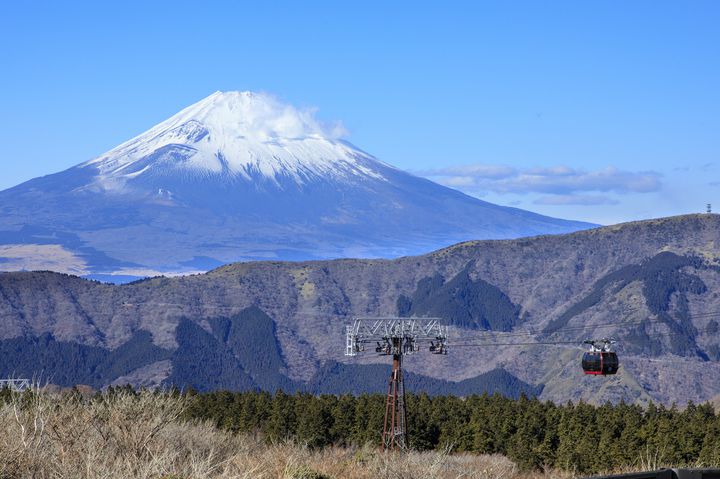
1;214;719;405
0;91;592;280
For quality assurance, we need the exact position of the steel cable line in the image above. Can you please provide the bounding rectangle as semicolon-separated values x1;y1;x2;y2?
118;301;720;325
449;340;581;347
112;303;597;344
8;299;720;332
449;325;705;347
10;300;716;349
450;317;660;342
446;309;653;341
449;310;720;343
449;319;717;348
96;300;720;322
445;312;720;349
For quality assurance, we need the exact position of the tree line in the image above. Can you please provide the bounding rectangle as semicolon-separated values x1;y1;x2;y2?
183;389;720;475
2;385;717;475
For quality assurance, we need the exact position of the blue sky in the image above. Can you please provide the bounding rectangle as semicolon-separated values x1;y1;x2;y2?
1;1;718;225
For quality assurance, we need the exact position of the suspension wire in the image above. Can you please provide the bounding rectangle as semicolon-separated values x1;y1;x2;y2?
450;340;581;347
448;308;644;340
117;300;720;325
449;321;717;347
442;307;720;348
450;317;667;342
8;300;718;350
448;309;720;343
9;297;720;330
109;302;720;347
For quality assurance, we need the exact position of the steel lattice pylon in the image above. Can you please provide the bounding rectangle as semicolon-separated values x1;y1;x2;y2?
382;337;407;450
345;317;448;451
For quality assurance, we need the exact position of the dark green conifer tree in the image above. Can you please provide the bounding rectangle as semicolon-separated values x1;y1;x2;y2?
329;394;356;446
266;390;296;442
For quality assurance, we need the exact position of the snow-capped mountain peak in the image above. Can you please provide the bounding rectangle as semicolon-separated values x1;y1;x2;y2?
84;91;385;190
0;89;595;278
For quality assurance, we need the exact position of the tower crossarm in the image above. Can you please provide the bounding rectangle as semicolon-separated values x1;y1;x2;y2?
345;317;447;356
0;378;30;392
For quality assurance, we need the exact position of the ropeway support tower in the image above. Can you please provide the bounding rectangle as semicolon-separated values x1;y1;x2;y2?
345;317;448;451
0;379;30;392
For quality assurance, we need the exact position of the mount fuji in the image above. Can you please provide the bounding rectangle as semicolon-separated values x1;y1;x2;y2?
0;91;594;280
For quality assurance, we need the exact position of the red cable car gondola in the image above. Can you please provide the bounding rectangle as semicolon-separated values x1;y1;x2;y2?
581;339;619;375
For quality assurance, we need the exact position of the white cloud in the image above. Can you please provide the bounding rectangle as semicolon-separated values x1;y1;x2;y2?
533;194;620;206
440;176;478;187
419;164;517;179
206;91;348;140
420;164;662;195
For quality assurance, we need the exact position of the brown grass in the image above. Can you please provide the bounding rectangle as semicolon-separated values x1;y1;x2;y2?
0;387;576;479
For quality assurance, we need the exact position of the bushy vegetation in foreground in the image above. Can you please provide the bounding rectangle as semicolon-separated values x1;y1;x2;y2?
185;389;720;474
0;388;555;479
1;387;719;477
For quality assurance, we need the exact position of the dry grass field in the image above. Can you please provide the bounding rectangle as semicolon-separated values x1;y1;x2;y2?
0;388;587;479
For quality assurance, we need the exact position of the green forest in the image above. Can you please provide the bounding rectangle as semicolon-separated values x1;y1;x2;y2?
179;389;720;475
3;385;717;475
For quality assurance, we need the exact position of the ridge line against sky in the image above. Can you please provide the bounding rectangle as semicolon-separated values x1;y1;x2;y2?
0;1;718;225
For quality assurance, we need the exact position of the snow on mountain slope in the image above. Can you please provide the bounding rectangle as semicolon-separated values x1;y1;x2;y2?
83;91;385;193
0;91;597;279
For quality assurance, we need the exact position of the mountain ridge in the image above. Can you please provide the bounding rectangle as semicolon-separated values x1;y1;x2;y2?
0;213;718;405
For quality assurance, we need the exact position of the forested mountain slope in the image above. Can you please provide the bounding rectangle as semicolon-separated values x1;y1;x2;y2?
1;214;719;404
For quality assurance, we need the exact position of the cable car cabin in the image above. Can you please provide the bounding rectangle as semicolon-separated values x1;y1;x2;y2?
581;351;619;375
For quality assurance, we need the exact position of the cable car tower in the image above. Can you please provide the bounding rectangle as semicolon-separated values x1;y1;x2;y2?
345;317;448;451
0;378;30;392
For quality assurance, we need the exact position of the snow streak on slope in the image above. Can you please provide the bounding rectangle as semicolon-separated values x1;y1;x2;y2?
83;91;387;192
